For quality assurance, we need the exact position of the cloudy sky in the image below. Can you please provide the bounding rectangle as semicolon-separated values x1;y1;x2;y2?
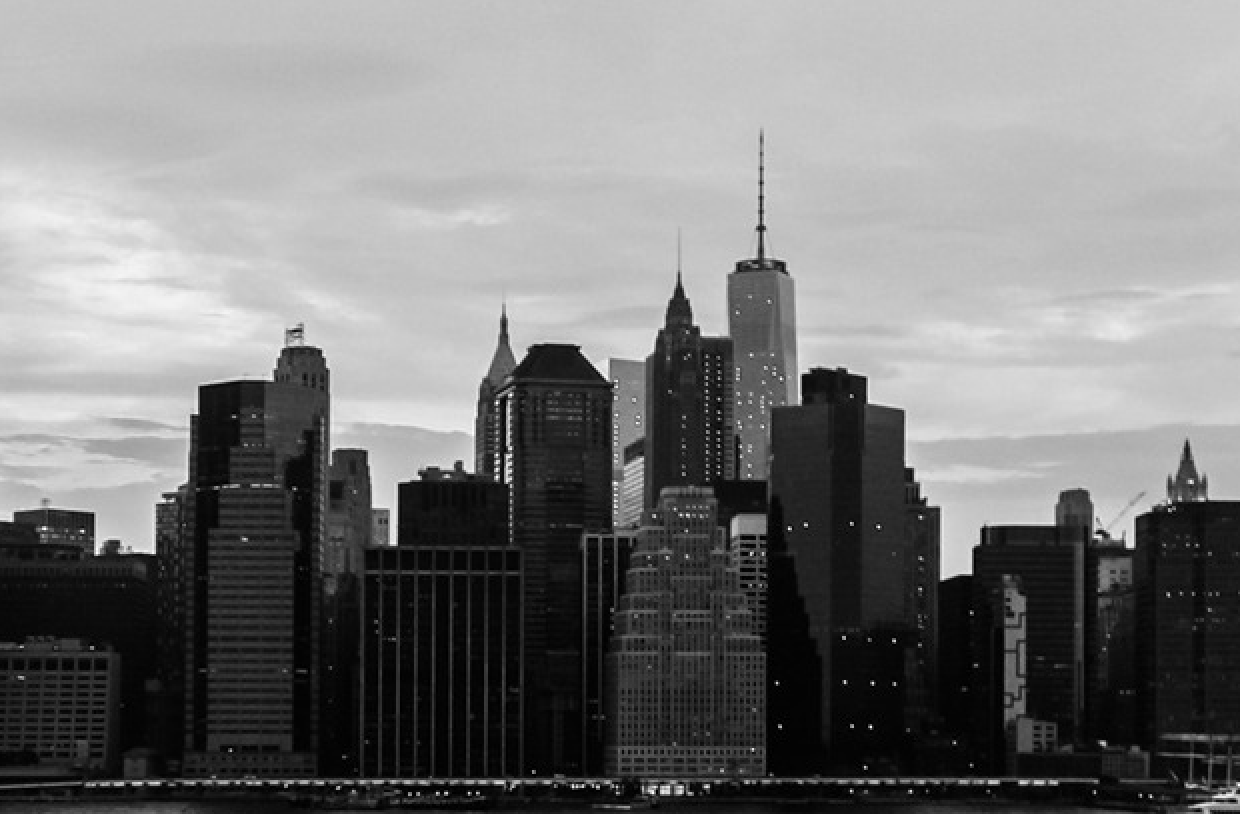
3;1;1239;576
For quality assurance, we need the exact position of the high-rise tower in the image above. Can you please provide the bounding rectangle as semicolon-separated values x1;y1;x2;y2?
181;328;329;778
645;272;734;509
728;133;797;480
476;306;517;480
496;344;612;776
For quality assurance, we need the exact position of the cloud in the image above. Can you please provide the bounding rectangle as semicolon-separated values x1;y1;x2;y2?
916;463;1051;485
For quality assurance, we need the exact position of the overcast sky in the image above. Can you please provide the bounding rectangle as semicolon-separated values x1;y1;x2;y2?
3;1;1240;576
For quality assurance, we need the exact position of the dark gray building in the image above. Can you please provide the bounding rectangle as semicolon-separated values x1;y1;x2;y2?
644;273;734;510
496;343;612;776
360;466;519;777
181;330;329;778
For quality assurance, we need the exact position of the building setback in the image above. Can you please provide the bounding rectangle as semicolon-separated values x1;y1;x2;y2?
180;331;329;778
605;487;765;777
497;343;612;776
359;467;519;777
645;273;734;509
728;134;797;481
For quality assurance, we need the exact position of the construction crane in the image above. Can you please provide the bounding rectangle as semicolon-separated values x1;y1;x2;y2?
1095;490;1148;541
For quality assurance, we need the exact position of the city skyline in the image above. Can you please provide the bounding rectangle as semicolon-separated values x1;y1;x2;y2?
4;2;1240;578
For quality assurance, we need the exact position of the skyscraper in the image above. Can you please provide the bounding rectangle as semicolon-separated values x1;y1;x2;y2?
181;329;329;778
605;487;765;776
359;466;519;777
476;306;517;480
496;343;612;776
728;133;797;480
645;273;734;509
321;449;372;777
767;367;912;772
972;523;1085;767
609;358;645;526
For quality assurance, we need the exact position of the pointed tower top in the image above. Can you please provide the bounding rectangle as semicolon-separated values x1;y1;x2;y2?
483;304;517;388
666;265;693;329
757;130;766;261
1168;438;1209;503
734;131;787;275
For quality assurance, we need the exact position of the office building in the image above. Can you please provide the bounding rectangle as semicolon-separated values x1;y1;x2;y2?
359;465;518;777
605;487;765;776
609;358;645;527
0;639;121;774
475;306;517;480
0;552;157;757
321;449;373;777
767;366;913;771
496;343;612;776
972;522;1085;767
1135;498;1240;762
645;273;734;508
154;486;188;764
905;468;941;736
580;528;638;776
728;134;797;480
180;329;329;778
13;505;95;557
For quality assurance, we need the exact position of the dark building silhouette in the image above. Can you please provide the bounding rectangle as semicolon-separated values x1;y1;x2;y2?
937;574;977;771
0;551;157;758
972;523;1085;769
496;343;612;776
13;505;95;557
729;133;797;481
1135;498;1240;769
359;466;519;777
475;307;517;480
321;449;373;777
580;528;637;776
154;485;188;766
181;329;329;777
767;366;915;772
905;468;941;738
0;520;45;554
644;273;734;509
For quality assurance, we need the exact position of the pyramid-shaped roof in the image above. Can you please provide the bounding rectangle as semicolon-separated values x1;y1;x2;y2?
510;343;607;384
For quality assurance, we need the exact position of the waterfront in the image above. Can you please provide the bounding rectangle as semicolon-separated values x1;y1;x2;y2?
0;805;1118;814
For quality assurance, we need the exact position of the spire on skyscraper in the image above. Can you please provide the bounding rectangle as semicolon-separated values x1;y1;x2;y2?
1167;438;1209;503
757;129;767;261
484;305;517;388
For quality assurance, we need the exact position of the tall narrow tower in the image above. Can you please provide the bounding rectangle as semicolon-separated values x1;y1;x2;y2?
645;271;734;509
476;306;517;479
728;133;798;480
